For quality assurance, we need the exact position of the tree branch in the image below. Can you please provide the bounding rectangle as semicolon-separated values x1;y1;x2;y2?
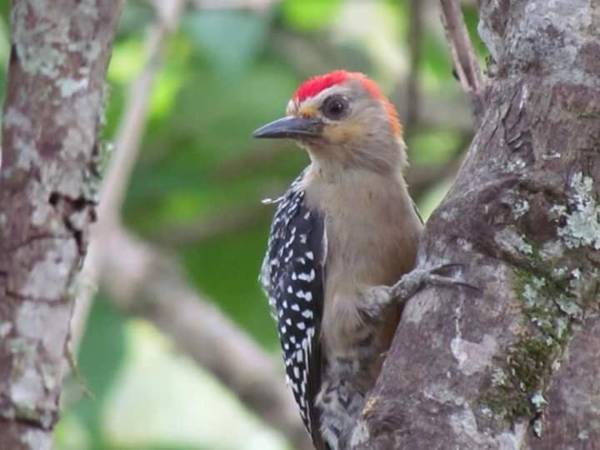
72;0;187;354
354;0;600;447
405;0;426;133
100;0;186;226
151;204;270;247
0;1;122;447
439;0;484;117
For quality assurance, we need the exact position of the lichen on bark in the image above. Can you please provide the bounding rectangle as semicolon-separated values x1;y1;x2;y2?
0;1;123;448
353;1;600;448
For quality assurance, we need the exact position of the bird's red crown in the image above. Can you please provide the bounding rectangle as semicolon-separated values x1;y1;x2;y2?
293;70;402;136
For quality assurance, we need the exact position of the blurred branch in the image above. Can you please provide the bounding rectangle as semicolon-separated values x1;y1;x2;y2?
405;0;425;132
152;203;269;247
439;0;484;117
102;0;186;225
71;0;312;446
192;0;279;10
72;0;187;354
99;227;312;450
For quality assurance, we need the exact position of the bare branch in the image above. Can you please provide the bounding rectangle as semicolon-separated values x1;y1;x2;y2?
151;204;269;247
405;0;426;132
99;0;186;226
72;0;187;354
439;0;484;115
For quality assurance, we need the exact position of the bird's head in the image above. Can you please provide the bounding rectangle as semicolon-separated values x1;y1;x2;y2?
253;70;406;174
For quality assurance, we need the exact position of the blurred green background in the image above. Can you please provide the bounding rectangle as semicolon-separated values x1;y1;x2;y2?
0;0;482;449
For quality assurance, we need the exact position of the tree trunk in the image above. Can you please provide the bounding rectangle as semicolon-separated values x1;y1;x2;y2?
0;1;122;448
353;0;600;448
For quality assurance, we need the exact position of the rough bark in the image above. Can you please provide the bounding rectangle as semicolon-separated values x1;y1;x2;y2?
353;1;600;449
0;1;122;448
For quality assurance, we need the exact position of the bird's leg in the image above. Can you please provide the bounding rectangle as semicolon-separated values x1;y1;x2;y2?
360;264;478;320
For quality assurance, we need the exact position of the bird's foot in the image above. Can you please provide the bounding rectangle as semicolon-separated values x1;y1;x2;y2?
390;263;478;301
360;264;478;320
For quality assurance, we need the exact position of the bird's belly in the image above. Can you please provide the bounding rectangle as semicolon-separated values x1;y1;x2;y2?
304;167;421;387
321;221;415;361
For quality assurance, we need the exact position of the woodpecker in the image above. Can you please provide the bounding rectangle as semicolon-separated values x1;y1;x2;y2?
255;70;423;449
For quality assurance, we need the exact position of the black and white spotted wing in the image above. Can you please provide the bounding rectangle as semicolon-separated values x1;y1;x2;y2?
259;173;325;440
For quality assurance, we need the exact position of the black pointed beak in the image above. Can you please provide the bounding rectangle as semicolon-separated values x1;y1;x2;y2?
253;116;323;139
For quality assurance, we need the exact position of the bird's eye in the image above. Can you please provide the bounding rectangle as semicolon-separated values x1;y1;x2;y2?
321;95;349;120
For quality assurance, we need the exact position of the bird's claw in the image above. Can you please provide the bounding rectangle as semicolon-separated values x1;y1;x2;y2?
360;263;479;321
389;263;479;302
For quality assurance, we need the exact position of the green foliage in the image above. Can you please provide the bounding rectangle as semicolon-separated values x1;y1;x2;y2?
184;10;271;78
410;129;463;164
421;28;454;89
462;5;488;59
281;0;342;31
